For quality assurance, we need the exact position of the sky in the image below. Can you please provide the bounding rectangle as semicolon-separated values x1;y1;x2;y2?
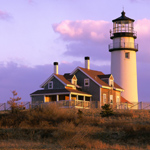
0;0;150;103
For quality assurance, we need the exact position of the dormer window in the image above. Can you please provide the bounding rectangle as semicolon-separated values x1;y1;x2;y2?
48;81;53;89
72;80;77;85
71;75;77;85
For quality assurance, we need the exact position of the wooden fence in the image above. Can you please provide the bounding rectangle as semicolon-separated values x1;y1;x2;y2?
0;100;150;111
31;100;150;110
0;101;31;111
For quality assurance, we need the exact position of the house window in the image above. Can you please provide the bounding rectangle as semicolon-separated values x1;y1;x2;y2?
48;81;53;89
125;52;130;59
84;78;90;86
103;94;106;104
116;96;120;103
71;75;77;85
72;79;77;85
110;95;113;104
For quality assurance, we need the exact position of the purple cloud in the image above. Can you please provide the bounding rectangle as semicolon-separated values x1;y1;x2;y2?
0;61;81;103
130;0;149;2
0;10;12;21
0;60;149;103
27;0;35;4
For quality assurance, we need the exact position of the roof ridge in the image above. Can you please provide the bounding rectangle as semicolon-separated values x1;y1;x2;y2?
79;67;104;74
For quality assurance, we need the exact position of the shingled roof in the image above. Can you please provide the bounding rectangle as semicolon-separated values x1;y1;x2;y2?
40;73;74;88
30;88;91;96
55;74;73;85
78;67;123;90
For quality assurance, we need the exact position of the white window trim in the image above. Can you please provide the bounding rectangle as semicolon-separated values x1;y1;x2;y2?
109;79;114;87
110;95;113;104
48;81;53;89
103;94;106;104
84;78;90;87
72;79;77;85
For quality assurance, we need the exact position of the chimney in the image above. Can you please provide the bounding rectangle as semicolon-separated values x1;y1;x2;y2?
54;62;58;74
85;56;90;69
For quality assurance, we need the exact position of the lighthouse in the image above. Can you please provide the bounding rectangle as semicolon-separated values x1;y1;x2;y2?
109;11;138;103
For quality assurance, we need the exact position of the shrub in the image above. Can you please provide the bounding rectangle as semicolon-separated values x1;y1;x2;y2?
77;109;83;119
7;90;22;113
100;104;114;117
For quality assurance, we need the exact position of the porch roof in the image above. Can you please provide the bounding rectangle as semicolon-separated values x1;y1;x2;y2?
30;89;92;96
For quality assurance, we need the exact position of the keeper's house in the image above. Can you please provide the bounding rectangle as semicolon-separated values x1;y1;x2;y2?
30;57;127;108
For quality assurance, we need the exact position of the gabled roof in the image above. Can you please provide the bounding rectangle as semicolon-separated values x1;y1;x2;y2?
71;67;123;91
79;67;108;87
40;73;74;88
55;74;73;85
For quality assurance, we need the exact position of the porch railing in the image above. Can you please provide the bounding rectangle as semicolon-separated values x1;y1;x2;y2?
1;101;150;111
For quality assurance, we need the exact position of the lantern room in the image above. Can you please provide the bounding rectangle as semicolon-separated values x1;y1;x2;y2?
110;11;137;39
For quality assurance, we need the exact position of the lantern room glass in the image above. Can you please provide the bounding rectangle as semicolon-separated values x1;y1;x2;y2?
113;21;133;33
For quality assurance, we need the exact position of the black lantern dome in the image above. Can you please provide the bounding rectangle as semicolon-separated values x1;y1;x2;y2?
110;11;137;39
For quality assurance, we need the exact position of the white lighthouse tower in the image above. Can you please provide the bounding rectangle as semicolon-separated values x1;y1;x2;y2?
109;11;138;103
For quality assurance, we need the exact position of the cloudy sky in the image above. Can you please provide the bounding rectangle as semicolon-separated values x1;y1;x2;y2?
0;0;150;103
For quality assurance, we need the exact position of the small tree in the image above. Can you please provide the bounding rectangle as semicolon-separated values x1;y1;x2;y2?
7;90;22;113
100;104;114;117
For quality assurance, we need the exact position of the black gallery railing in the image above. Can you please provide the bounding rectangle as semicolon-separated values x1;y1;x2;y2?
109;42;138;49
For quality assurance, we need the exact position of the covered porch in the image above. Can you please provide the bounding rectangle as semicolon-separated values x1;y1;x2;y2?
44;92;91;102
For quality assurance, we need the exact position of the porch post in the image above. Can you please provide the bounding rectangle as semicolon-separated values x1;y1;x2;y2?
75;95;78;106
69;93;72;108
140;101;143;109
56;95;59;101
69;93;71;101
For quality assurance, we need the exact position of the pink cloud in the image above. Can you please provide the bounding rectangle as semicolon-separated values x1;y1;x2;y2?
135;19;150;37
53;20;111;42
134;19;150;63
27;0;35;4
0;10;12;20
53;19;150;63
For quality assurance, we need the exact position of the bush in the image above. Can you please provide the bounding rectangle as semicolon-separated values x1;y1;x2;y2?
7;90;22;113
100;104;114;117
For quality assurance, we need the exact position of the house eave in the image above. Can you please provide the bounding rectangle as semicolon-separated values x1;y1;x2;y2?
30;92;70;96
71;67;103;87
114;88;124;92
40;74;67;88
101;86;112;89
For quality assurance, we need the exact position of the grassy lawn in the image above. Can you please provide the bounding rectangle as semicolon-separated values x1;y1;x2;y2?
0;104;150;149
